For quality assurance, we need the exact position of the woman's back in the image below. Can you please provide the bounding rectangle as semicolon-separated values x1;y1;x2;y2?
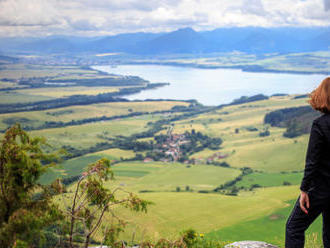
286;77;330;248
304;113;330;196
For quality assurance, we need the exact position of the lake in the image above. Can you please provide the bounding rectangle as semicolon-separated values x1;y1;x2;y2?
94;65;327;106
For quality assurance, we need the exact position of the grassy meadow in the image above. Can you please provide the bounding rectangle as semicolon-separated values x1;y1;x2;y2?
0;63;322;247
0;100;188;130
90;186;301;243
28;115;160;149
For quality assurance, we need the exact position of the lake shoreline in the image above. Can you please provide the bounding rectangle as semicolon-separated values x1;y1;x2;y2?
121;61;330;76
94;64;325;105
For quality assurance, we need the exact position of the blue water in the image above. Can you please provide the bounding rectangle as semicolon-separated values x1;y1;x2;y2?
94;65;327;106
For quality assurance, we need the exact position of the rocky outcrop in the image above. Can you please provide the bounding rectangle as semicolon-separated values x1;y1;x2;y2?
225;241;278;248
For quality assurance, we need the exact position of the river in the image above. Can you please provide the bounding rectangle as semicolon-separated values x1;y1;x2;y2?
94;64;327;106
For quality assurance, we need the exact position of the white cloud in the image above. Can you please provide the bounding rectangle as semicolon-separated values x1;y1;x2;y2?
241;0;267;16
0;0;329;37
0;0;61;26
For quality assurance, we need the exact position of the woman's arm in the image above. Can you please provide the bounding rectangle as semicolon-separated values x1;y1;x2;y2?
300;119;325;192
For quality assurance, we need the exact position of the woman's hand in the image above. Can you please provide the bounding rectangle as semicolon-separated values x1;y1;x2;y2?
299;190;310;214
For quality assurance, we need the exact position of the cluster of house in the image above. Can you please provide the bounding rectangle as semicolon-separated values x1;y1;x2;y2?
143;132;228;164
143;133;190;163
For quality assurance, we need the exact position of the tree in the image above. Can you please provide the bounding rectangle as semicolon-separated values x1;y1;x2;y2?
62;158;151;248
259;127;270;137
0;124;63;247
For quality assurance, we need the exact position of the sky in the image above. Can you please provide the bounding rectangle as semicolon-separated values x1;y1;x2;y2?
0;0;329;37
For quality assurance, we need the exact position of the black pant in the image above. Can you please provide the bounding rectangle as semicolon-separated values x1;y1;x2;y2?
285;189;330;248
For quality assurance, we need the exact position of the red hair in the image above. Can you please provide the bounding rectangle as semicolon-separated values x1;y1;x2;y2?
309;77;330;114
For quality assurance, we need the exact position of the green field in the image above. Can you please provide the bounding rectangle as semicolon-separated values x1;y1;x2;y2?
38;94;314;247
0;62;319;247
29;115;160;149
235;171;303;188
206;198;322;247
110;161;241;192
0;63;99;80
40;155;104;184
169;96;310;172
91;185;301;243
0;100;188;130
0;91;54;104
15;86;119;97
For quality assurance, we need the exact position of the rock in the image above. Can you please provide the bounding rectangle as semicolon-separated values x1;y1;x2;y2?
224;241;278;248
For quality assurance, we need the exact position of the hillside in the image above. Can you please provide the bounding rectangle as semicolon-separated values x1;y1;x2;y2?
0;62;324;247
34;93;318;247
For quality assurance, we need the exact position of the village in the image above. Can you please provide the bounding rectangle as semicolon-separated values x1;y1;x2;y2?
143;127;227;164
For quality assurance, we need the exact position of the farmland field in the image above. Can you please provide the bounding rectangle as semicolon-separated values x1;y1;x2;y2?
91;186;301;242
0;100;189;130
30;115;160;149
0;62;323;247
15;86;119;97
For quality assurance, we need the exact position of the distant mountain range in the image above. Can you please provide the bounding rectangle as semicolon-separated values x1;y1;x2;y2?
1;27;329;55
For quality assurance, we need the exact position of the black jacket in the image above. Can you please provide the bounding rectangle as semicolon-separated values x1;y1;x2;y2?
300;113;330;194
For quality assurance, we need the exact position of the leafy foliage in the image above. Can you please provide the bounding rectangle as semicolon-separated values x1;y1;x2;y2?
0;124;64;247
264;106;320;138
61;158;152;248
231;94;269;105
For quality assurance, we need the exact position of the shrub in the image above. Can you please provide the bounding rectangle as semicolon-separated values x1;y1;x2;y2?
0;124;64;247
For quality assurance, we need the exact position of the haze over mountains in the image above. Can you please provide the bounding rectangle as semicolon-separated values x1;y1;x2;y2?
1;26;329;55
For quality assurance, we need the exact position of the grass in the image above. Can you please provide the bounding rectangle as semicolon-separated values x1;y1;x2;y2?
0;81;316;246
110;161;241;192
89;185;300;242
206;197;323;248
0;63;100;79
39;148;136;184
30;116;159;150
0;81;24;89
42;159;241;191
94;148;136;160
167;96;310;172
15;86;119;97
53;159;303;244
223;134;307;172
39;155;104;184
235;171;303;188
0;91;53;104
0;101;188;129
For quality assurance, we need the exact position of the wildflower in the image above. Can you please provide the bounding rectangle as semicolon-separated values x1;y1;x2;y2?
200;233;204;238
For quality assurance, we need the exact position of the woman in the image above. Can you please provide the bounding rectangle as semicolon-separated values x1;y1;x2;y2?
286;77;330;248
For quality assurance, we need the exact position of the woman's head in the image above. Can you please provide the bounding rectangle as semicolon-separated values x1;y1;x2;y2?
309;77;330;114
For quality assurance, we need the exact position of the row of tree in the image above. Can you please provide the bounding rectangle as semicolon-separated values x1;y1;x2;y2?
264;106;320;138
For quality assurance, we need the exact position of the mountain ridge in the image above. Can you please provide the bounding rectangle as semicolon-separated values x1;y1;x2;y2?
1;26;329;55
